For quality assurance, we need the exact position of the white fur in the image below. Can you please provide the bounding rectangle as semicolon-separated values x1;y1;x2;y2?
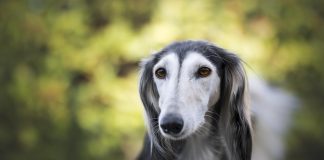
153;52;221;140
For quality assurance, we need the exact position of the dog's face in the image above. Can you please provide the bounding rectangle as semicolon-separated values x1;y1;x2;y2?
140;41;252;159
152;52;221;140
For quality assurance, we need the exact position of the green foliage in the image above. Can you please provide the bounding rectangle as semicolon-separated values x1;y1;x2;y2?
0;0;323;159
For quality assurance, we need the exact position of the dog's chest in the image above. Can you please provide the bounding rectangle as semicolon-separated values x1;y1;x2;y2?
178;137;220;160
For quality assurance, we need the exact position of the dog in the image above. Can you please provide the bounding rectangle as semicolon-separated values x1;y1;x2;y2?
137;40;296;160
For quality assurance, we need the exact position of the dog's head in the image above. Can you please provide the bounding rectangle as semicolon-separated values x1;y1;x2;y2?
139;40;252;159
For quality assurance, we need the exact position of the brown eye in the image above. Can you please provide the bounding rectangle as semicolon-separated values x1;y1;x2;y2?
197;67;211;78
155;68;167;79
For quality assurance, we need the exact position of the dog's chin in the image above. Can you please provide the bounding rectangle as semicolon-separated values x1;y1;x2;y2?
160;130;195;141
161;133;187;141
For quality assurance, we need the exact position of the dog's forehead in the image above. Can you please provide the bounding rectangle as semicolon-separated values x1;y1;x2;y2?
155;51;212;68
151;41;225;72
157;41;220;60
182;52;215;69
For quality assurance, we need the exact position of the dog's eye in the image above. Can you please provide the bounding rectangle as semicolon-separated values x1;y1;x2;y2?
155;68;167;79
197;67;211;78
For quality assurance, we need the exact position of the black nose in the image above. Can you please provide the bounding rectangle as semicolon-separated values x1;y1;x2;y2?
160;114;183;135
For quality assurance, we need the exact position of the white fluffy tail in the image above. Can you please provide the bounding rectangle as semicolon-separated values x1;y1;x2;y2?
250;76;298;160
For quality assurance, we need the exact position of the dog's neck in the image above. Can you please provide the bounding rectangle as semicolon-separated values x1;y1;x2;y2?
174;122;224;160
178;135;221;160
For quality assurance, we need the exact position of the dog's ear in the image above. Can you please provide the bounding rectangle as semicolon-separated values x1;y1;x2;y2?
139;55;160;127
218;52;253;160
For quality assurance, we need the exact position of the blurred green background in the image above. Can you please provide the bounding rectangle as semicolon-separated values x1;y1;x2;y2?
0;0;323;159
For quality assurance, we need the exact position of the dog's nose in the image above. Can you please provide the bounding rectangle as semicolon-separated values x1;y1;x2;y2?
160;114;183;135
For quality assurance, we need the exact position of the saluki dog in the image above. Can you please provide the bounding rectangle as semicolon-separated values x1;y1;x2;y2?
137;40;296;160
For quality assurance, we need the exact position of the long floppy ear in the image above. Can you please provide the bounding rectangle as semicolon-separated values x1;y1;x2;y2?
218;53;253;160
139;56;159;117
139;55;161;140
